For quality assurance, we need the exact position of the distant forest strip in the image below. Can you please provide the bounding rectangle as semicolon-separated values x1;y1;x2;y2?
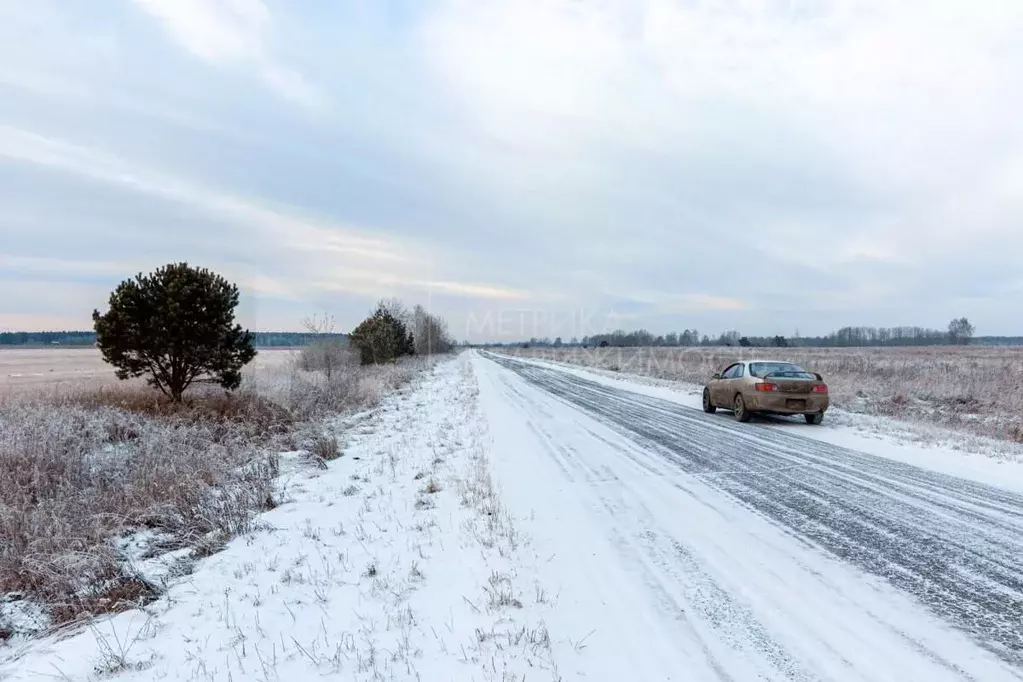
0;331;347;348
487;325;1023;348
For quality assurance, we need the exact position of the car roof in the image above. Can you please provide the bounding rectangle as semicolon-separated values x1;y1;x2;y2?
745;359;803;365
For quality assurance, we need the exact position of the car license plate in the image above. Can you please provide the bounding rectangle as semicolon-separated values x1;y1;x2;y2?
786;399;806;410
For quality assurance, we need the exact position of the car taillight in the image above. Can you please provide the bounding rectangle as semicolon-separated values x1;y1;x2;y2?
812;385;828;393
755;383;779;392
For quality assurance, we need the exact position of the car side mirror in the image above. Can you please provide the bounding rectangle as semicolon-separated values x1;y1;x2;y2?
712;373;722;380
814;372;823;381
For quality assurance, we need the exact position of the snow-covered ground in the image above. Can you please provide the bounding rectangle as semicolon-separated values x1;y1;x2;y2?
474;352;1023;680
4;351;1023;681
0;356;560;681
497;352;1023;494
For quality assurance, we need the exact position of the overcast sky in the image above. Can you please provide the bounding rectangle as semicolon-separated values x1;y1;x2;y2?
2;0;1021;341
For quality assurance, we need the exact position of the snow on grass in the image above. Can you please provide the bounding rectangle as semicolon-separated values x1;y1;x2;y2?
0;354;562;681
0;356;436;643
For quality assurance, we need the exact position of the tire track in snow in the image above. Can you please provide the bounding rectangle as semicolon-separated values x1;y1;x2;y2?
486;353;1023;669
489;368;771;680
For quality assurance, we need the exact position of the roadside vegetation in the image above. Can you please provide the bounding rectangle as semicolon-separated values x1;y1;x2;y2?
0;264;454;641
504;345;1023;443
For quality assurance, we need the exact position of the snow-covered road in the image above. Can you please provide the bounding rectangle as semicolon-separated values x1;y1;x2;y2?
475;352;1023;681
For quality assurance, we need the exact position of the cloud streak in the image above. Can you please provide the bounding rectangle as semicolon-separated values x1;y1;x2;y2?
0;124;533;312
132;0;323;109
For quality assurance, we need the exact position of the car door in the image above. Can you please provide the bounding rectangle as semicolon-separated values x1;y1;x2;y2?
731;363;747;401
723;362;746;406
713;363;739;405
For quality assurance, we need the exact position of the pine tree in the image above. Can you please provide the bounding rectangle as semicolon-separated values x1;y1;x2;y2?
92;263;256;401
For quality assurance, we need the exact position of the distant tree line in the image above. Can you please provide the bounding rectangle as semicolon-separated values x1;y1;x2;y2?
972;336;1023;346
0;331;96;346
488;318;1000;349
252;332;348;347
0;330;346;348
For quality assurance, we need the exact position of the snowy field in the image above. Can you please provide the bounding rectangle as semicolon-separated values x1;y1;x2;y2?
0;348;296;394
3;351;1023;681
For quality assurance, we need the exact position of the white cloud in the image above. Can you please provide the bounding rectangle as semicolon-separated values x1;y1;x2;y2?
132;0;323;109
133;0;270;63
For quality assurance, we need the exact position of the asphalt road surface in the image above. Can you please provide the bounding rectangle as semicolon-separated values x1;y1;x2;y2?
480;353;1023;680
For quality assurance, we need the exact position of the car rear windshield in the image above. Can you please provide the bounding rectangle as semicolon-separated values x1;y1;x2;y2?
749;362;815;379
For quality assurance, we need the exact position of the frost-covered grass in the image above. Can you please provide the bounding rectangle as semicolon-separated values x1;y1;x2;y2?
503;346;1023;442
2;353;561;682
0;355;434;640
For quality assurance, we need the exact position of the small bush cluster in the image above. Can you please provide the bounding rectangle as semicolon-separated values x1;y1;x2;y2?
349;305;415;365
298;341;355;378
347;300;455;366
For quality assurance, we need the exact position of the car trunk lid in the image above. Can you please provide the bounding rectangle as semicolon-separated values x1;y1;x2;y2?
768;377;817;394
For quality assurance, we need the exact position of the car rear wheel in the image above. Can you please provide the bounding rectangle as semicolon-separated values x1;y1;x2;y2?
702;388;716;413
805;412;823;425
734;394;752;422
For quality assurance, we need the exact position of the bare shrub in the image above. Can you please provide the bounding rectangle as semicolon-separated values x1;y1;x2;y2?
250;357;428;423
298;313;353;380
308;433;341;461
298;342;354;378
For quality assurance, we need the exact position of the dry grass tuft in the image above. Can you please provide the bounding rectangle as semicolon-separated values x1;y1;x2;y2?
308;433;342;461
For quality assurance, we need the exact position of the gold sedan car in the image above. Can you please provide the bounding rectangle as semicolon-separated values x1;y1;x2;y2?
702;360;829;424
